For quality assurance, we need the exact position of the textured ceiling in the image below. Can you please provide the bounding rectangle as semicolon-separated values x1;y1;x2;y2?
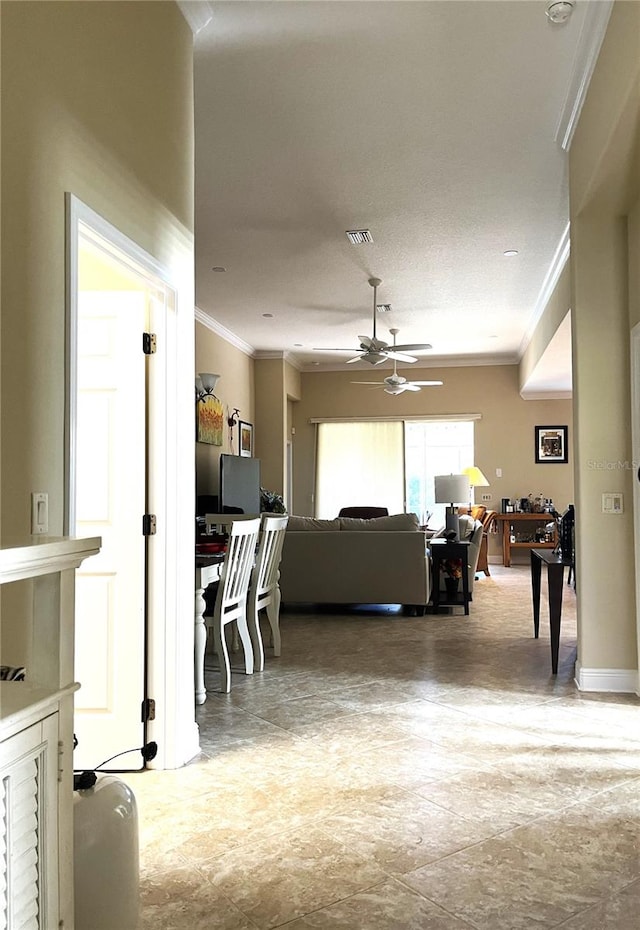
191;1;609;389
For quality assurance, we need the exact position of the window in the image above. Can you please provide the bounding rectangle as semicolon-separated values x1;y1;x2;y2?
315;418;475;523
405;420;474;526
315;421;404;518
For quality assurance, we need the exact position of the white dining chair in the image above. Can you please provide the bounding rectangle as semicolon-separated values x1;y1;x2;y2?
207;516;261;693
247;514;289;671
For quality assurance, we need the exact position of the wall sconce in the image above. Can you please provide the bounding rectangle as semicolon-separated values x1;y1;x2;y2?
195;372;220;402
227;407;240;428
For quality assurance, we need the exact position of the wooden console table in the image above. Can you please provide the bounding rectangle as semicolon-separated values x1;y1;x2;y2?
530;548;573;674
496;513;557;566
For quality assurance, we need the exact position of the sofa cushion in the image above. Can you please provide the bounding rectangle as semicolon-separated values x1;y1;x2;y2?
287;516;341;531
339;512;420;532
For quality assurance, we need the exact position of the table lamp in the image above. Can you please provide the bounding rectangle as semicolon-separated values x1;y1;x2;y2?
462;466;490;507
434;474;470;539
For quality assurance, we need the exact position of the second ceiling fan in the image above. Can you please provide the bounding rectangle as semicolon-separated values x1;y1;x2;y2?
314;277;432;365
352;329;444;394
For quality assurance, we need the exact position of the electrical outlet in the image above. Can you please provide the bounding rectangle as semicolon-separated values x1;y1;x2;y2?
481;493;492;502
31;492;48;534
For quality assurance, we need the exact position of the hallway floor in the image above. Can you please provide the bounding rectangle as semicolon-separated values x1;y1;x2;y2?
129;565;640;930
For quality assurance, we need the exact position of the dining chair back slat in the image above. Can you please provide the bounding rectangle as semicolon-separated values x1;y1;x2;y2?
247;514;289;671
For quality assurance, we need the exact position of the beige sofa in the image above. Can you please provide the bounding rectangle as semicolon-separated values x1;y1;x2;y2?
279;512;485;612
279;512;432;611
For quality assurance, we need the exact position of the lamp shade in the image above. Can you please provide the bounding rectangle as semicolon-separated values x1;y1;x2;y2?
463;466;489;488
434;475;470;505
199;372;220;393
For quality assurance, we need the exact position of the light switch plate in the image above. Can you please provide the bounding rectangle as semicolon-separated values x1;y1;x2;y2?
602;492;623;514
481;493;492;502
31;492;49;534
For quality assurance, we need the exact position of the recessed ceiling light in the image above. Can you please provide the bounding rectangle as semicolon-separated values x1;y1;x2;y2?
211;266;226;272
262;313;274;318
503;249;519;257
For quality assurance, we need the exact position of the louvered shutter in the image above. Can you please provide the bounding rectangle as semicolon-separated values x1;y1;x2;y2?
1;714;58;930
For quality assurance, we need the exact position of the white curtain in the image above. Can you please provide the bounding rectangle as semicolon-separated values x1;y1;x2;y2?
315;421;404;518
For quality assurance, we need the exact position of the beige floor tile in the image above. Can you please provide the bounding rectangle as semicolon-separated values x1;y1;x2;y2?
196;823;387;929
133;565;640;930
283;877;476;929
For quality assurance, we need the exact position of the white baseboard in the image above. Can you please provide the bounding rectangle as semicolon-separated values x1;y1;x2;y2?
574;663;639;694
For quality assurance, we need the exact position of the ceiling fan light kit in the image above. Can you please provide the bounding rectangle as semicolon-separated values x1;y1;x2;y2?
352;328;443;395
313;277;432;365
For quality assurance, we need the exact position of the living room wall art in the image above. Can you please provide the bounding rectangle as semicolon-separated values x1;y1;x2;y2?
197;395;224;445
239;420;253;457
535;425;568;464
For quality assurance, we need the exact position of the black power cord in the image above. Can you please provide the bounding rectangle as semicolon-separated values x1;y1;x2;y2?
73;741;158;791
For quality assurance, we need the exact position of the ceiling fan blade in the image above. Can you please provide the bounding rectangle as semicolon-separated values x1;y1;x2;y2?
393;343;432;352
409;380;444;386
385;350;417;363
345;354;366;364
351;381;385;385
403;383;422;392
313;347;363;352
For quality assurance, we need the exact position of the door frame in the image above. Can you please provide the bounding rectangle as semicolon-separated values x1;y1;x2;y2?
65;193;199;768
630;322;640;693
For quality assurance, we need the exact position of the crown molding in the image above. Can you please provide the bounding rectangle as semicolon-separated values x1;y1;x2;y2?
177;1;215;36
519;389;572;401
299;352;519;373
555;0;614;152
195;307;255;357
254;350;303;371
519;222;571;359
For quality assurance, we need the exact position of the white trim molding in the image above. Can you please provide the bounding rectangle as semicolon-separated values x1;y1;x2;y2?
519;390;572;401
554;0;615;152
574;663;639;694
520;223;571;357
195;307;255;357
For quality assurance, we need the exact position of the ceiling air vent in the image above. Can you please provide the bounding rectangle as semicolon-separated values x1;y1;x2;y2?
376;304;392;313
345;229;373;245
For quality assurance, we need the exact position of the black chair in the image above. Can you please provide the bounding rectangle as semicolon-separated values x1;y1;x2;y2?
338;506;389;519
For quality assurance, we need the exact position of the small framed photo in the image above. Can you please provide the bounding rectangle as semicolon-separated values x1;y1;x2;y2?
239;420;253;457
535;425;568;464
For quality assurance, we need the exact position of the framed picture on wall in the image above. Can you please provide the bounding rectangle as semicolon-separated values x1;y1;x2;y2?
535;425;568;464
197;395;224;445
239;420;253;457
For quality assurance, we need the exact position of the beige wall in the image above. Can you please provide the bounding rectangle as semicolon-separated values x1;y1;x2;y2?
1;0;194;538
569;0;640;679
195;321;255;500
291;365;573;539
1;1;194;683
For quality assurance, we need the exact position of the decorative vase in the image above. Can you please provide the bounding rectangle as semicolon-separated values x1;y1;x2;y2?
444;576;459;599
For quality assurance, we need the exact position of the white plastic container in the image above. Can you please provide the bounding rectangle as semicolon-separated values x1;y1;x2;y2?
73;774;139;930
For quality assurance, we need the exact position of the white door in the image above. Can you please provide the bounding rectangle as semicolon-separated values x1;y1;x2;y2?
73;286;147;770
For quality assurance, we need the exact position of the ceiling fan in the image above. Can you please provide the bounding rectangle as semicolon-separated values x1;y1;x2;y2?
352;329;443;394
313;277;432;365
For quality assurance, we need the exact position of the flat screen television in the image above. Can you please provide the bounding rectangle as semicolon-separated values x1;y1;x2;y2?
219;454;261;515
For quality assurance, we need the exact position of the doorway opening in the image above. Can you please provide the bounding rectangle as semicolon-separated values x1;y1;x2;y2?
65;194;197;770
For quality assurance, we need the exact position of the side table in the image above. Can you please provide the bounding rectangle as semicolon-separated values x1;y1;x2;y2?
429;538;471;615
530;548;573;674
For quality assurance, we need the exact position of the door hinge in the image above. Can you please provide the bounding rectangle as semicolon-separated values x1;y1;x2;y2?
142;513;157;536
142;698;156;722
143;332;157;355
58;740;65;783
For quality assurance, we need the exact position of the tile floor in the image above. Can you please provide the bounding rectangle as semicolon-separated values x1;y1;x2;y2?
128;564;640;930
